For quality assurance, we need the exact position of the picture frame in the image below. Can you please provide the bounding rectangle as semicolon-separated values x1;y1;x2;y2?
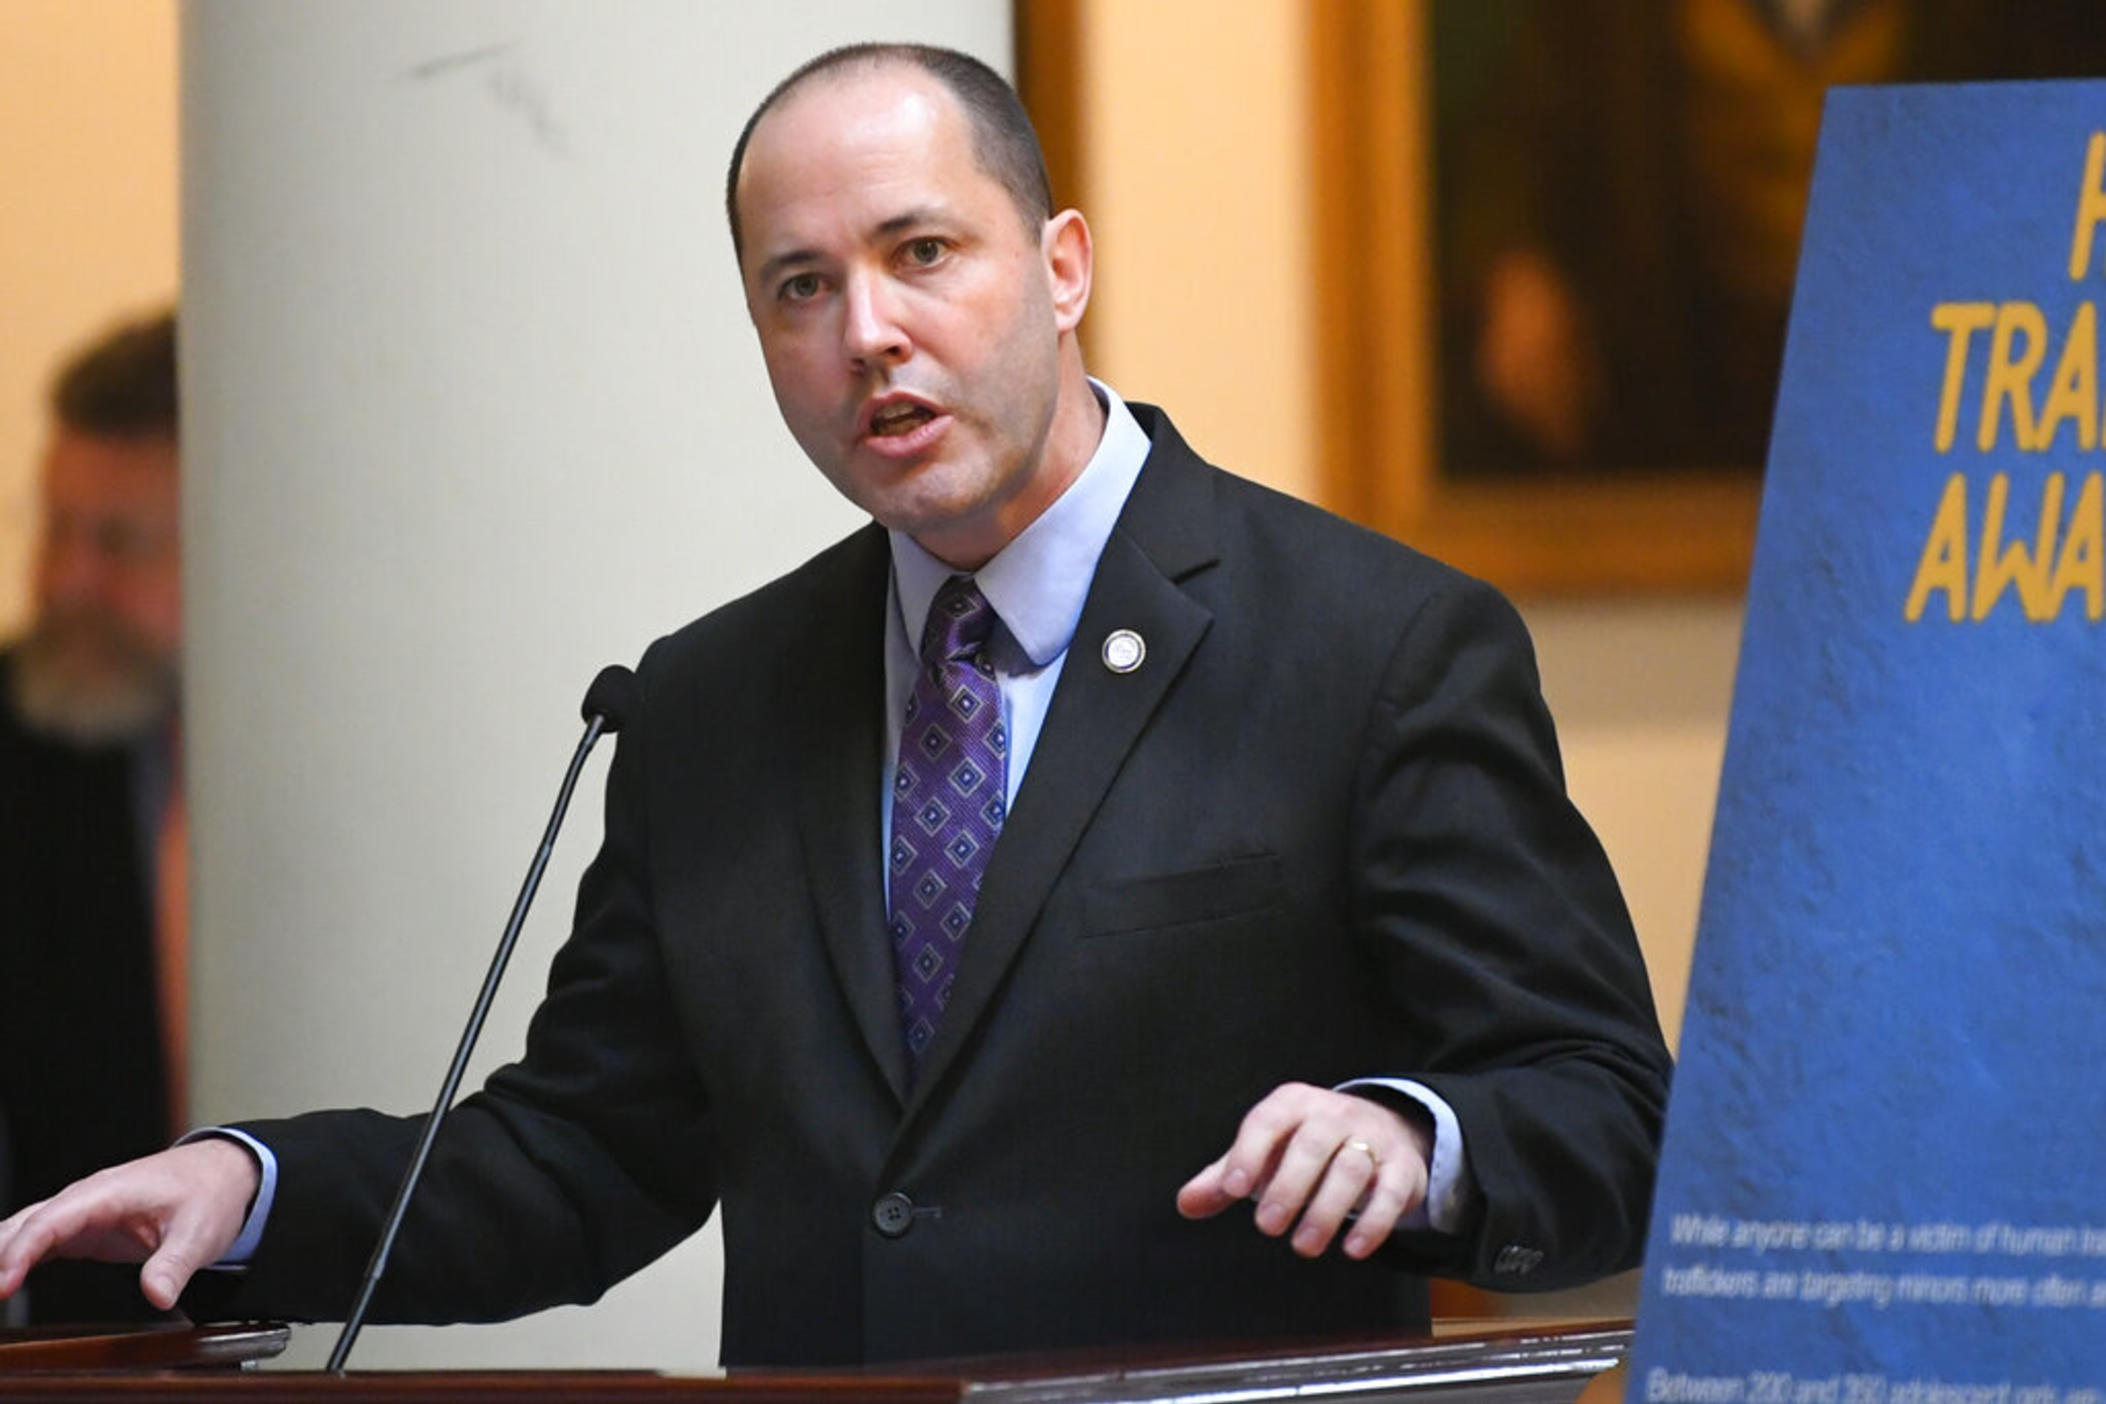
1309;1;1760;597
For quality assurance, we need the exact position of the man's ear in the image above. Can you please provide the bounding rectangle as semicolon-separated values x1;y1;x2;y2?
1043;208;1093;333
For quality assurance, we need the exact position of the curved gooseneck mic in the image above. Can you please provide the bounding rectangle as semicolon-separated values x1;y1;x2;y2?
325;665;639;1374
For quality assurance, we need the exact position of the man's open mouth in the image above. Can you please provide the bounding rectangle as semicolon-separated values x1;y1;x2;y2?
870;402;937;437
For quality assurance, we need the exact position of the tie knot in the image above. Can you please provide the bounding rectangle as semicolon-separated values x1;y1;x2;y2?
921;576;997;666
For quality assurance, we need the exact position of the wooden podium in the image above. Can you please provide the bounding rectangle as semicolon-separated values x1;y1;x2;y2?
0;1319;1629;1402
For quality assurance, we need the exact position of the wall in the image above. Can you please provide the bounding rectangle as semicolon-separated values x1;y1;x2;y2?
1078;0;1745;1049
0;0;179;635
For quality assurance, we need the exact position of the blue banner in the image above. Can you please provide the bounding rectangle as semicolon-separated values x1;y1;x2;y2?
1632;80;2106;1399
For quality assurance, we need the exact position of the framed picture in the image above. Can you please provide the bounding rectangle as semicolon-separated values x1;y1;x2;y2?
1315;0;1767;596
1311;0;2106;596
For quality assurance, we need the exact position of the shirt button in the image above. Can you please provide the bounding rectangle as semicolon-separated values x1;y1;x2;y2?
872;1191;916;1238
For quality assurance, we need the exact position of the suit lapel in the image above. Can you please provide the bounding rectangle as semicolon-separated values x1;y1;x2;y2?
904;411;1221;1113
787;526;912;1102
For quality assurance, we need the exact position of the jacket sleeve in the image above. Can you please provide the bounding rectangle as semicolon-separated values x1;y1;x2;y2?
186;658;719;1326
1350;578;1672;1292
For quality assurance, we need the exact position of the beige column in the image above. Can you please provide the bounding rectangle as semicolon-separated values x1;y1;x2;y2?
181;0;1008;1370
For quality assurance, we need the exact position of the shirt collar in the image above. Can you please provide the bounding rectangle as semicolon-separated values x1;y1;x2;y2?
889;380;1152;667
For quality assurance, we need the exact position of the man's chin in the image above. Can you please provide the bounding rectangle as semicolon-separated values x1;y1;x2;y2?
858;479;1021;568
9;641;176;746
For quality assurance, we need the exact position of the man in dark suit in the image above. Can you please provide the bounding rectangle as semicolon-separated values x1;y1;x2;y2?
0;48;1668;1363
0;310;184;1326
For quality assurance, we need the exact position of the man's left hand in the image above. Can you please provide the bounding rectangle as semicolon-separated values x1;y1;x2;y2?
1176;1082;1432;1260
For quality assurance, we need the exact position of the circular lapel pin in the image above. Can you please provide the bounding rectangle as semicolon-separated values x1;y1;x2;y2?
1101;628;1146;674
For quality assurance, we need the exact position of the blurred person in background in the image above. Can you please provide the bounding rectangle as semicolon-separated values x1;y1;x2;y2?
0;308;183;1326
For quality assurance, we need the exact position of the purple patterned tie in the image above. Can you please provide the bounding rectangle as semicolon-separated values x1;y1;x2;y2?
889;575;1007;1075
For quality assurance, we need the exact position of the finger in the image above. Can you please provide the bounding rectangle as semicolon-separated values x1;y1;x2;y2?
1289;1140;1380;1258
1208;1082;1324;1210
140;1225;210;1311
1178;1135;1290;1219
2;1164;180;1279
0;1204;43;1295
0;1195;109;1295
1341;1158;1427;1260
1252;1116;1351;1240
1175;1158;1237;1219
1182;1089;1307;1219
0;1201;62;1288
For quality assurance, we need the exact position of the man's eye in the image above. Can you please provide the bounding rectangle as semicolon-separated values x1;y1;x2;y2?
780;272;821;302
905;238;945;266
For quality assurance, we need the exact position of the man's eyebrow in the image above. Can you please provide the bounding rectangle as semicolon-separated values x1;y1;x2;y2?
755;248;821;286
873;207;946;238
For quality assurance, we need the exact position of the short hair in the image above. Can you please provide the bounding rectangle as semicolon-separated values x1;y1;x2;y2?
51;308;178;440
725;43;1053;261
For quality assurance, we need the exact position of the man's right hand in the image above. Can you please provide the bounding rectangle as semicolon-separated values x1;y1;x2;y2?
0;1137;260;1311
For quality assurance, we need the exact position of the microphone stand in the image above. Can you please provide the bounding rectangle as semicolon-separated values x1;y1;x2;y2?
325;703;617;1373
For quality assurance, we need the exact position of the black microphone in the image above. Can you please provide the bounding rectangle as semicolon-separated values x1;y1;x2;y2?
326;665;639;1373
580;664;641;736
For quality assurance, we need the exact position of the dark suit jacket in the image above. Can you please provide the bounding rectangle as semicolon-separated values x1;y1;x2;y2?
0;651;175;1324
205;407;1670;1364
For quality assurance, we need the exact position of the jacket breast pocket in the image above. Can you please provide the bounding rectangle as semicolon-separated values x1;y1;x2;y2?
1082;854;1284;937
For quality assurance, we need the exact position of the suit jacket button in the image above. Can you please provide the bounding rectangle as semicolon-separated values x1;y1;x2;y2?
872;1192;916;1238
1494;1244;1544;1276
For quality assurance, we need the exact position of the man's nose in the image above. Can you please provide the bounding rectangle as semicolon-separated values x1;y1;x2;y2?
36;519;131;609
38;529;107;603
842;271;909;367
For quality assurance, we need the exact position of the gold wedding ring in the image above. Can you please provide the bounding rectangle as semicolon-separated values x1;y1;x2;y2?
1342;1138;1381;1171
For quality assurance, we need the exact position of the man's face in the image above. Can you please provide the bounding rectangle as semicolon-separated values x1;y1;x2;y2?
735;66;1081;568
16;427;181;742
